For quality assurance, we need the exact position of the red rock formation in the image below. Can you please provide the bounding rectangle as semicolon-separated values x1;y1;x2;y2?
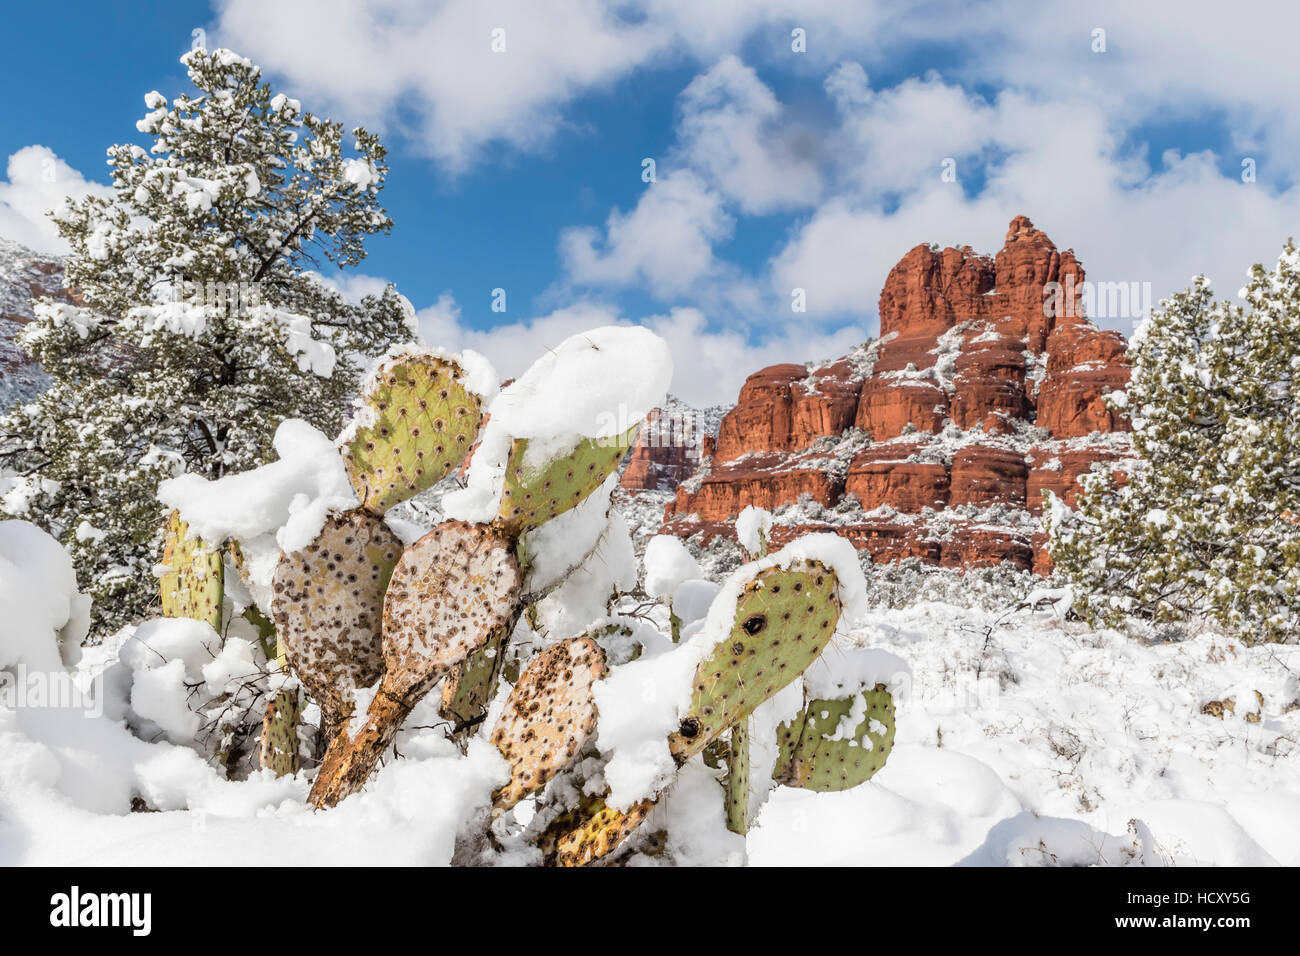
659;217;1134;573
855;381;948;440
620;401;719;492
949;446;1028;508
1;237;70;406
845;445;949;513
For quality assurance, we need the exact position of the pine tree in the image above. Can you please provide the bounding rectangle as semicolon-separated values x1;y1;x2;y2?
1047;240;1300;642
0;48;416;632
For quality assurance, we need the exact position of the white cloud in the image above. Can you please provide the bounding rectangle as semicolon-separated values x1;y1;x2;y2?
210;0;918;172
413;293;864;406
560;171;732;293
309;271;394;303
676;55;821;214
771;82;1300;332
213;0;668;174
0;146;111;256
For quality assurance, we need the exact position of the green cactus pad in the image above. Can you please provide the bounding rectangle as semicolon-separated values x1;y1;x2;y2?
773;683;896;791
725;717;751;835
490;636;607;812
381;520;521;700
496;426;637;538
271;510;401;726
341;353;483;515
439;630;508;740
668;560;841;765
159;510;224;631
259;687;302;777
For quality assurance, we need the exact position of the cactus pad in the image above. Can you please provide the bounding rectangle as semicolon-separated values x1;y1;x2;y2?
555;798;656;867
773;683;895;791
668;560;841;764
341;354;482;515
381;520;521;700
309;520;522;809
159;510;224;631
725;717;751;835
271;510;401;725
439;631;509;739
259;687;302;777
496;426;637;538
490;636;607;811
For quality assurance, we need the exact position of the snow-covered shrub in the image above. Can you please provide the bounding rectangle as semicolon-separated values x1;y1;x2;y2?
0;47;414;633
1048;240;1300;643
867;557;1039;611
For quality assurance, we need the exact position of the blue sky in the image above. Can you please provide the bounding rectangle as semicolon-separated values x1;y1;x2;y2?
2;1;1298;404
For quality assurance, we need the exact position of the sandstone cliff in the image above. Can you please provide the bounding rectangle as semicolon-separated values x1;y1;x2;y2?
659;216;1133;572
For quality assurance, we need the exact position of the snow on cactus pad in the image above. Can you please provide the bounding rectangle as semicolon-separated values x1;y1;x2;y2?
667;561;842;764
341;351;483;516
496;427;636;538
270;510;401;723
443;325;672;525
381;520;520;700
772;683;896;791
159;509;224;631
490;635;606;811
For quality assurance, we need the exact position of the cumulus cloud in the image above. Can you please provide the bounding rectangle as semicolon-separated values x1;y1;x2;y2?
0;146;111;256
412;293;862;407
560;171;733;294
676;55;822;214
211;0;904;171
771;81;1300;332
213;0;666;173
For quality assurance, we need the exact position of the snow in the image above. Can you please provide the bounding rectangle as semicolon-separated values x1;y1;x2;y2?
2;488;1298;866
643;535;701;600
159;418;357;555
0;520;91;671
734;505;772;556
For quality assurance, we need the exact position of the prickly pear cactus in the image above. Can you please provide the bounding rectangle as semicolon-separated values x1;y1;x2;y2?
439;631;508;741
490;636;606;812
555;798;657;868
668;560;841;764
341;353;482;516
725;717;751;835
270;511;401;728
773;683;895;791
496;426;637;538
309;520;522;809
380;521;521;700
260;687;302;776
159;510;224;631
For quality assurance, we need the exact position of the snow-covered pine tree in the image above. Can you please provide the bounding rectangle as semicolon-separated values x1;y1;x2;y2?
1047;240;1300;643
0;48;416;632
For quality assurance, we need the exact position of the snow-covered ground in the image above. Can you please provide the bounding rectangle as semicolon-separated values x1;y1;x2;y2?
2;517;1295;866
